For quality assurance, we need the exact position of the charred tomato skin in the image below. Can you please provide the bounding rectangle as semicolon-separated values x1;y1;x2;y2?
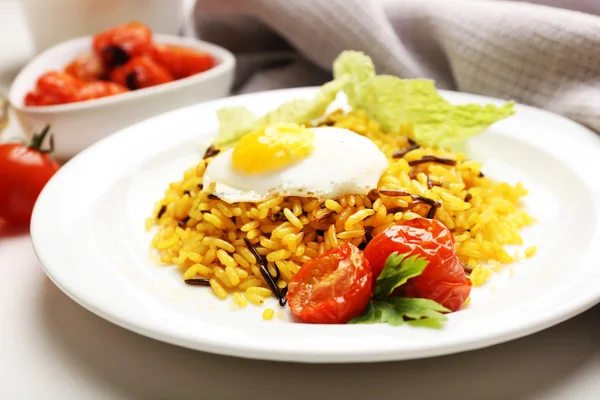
93;21;153;66
110;56;174;90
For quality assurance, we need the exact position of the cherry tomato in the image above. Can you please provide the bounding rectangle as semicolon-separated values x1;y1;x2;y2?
364;218;471;312
24;71;84;106
76;81;129;101
24;89;62;107
148;43;215;79
93;21;152;66
65;52;107;82
0;125;60;226
110;56;174;90
287;242;372;324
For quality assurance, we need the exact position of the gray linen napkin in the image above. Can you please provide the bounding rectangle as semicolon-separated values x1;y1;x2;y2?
187;0;600;132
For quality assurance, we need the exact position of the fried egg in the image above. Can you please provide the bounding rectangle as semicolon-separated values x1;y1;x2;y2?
203;124;388;203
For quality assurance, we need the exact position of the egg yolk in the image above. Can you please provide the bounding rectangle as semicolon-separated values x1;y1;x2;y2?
232;123;314;174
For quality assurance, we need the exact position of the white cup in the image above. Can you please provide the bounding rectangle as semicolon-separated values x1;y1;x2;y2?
21;0;186;54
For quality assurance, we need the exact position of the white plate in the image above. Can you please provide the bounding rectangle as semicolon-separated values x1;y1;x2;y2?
31;88;600;363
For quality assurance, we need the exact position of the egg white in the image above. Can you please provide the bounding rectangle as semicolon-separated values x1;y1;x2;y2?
202;127;389;203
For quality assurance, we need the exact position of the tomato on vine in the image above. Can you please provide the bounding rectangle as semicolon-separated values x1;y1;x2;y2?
0;125;60;226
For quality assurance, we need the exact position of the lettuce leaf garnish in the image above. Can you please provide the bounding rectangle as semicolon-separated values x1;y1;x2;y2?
213;77;347;147
214;106;257;147
333;51;515;147
332;50;375;108
349;252;450;328
213;50;515;148
260;78;348;126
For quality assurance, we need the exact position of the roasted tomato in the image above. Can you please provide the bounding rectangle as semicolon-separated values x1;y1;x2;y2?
110;56;174;90
24;89;62;107
93;21;152;66
76;81;129;101
364;218;471;312
24;71;84;106
0;125;60;225
148;43;215;79
287;242;372;324
65;52;107;81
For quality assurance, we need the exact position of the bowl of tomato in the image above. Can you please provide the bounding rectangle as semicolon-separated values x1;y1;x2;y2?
8;22;235;160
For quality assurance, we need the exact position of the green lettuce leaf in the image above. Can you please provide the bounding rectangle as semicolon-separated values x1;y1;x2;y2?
212;77;348;147
332;50;374;108
348;298;449;327
373;252;429;299
332;51;515;147
349;250;448;328
259;78;348;126
213;106;257;146
213;50;515;148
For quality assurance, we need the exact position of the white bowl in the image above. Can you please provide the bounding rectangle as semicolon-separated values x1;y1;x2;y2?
8;34;235;160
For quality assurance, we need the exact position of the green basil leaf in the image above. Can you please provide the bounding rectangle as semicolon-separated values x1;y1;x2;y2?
349;298;449;327
373;252;428;299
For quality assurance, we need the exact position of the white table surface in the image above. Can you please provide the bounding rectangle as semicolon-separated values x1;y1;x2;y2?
1;1;600;399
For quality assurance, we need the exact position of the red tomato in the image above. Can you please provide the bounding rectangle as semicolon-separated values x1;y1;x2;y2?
24;71;84;106
148;43;215;79
364;218;471;312
65;52;107;82
77;81;129;101
0;125;60;226
287;243;372;324
110;56;174;89
24;89;62;107
93;21;153;65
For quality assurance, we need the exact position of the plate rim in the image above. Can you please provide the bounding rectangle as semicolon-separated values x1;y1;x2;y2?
31;87;600;363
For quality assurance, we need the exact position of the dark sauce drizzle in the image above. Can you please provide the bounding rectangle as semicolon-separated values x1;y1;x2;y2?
392;143;420;159
426;203;440;219
379;189;441;220
178;216;190;228
244;238;287;306
184;278;211;286
358;231;373;250
203;144;220;159
408;155;457;167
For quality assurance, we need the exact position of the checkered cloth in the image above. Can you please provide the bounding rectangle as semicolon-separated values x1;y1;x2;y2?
188;0;600;131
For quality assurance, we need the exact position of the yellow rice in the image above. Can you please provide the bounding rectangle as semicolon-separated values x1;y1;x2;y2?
262;308;275;320
148;109;534;300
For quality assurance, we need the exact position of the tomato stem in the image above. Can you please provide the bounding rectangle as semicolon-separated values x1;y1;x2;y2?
28;124;54;154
